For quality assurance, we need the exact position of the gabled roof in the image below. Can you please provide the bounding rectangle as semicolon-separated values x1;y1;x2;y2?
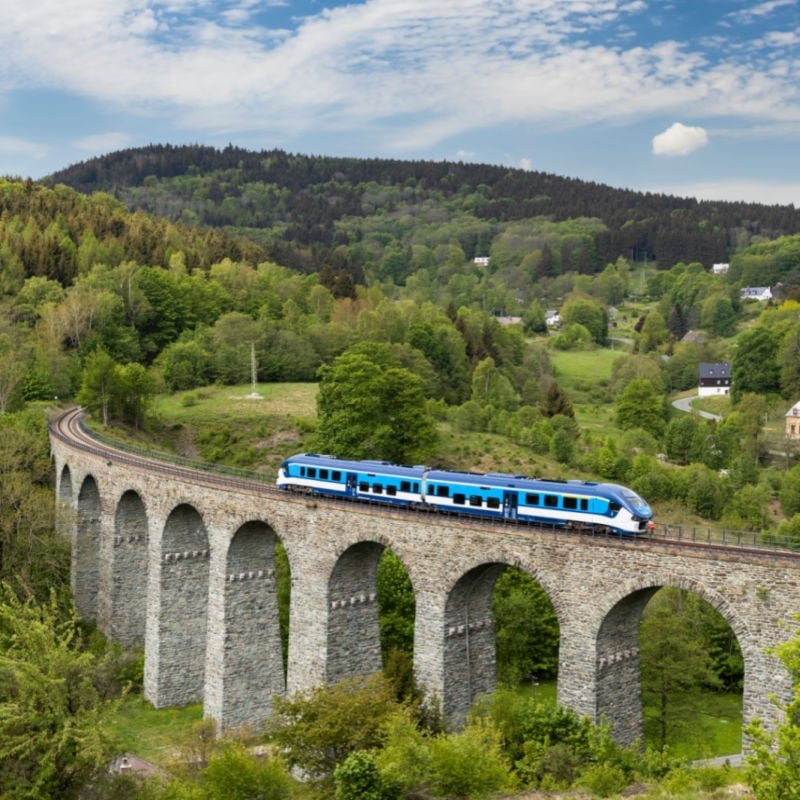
699;362;730;379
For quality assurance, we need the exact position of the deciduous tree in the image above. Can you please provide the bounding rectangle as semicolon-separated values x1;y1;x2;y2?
316;351;437;464
0;587;117;800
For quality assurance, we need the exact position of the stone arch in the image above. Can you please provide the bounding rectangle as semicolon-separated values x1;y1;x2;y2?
155;503;210;707
442;562;507;724
327;540;390;684
74;474;101;619
105;490;149;646
56;463;75;541
594;575;750;747
58;463;73;503
215;520;287;731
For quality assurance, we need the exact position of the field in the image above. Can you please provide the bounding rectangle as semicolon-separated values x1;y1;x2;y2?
108;695;203;764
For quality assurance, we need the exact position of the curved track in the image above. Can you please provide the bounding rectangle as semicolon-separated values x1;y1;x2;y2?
50;407;800;562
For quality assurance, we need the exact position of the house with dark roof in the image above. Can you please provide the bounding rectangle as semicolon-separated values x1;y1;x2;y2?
698;362;731;397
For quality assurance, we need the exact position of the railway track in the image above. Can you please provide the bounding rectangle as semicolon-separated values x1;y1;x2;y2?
50;407;800;562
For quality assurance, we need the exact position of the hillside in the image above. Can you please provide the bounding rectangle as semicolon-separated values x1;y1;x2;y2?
47;145;800;285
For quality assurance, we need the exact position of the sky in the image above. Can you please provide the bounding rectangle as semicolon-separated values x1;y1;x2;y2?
0;0;799;206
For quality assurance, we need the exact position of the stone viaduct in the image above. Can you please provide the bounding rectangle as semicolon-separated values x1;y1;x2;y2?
50;408;800;748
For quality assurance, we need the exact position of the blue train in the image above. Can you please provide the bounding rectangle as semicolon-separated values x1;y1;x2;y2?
276;453;654;536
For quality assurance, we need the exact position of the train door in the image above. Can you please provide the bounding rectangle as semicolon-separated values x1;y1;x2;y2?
503;492;518;520
345;473;358;497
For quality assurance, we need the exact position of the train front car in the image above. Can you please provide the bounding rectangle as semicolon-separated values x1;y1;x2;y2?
604;484;654;535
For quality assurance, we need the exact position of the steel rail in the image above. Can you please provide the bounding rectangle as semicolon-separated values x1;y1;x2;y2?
49;407;800;562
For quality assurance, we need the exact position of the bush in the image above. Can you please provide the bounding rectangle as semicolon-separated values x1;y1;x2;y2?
517;741;582;788
425;720;515;799
335;750;399;800
576;762;627;797
268;674;401;790
376;713;514;799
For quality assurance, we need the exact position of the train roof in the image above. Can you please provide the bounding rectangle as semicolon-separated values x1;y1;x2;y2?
425;470;630;499
283;453;424;478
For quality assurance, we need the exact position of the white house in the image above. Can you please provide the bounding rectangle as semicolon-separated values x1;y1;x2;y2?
545;310;561;328
740;286;772;301
473;256;490;267
712;263;729;275
698;362;731;397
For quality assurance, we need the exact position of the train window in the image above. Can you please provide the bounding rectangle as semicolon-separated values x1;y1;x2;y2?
609;501;621;514
469;495;482;507
487;497;500;509
400;481;411;492
544;494;558;508
453;493;465;505
307;467;316;478
427;485;434;495
332;471;341;481
525;493;539;505
386;486;397;496
563;497;577;510
320;469;329;480
580;499;588;511
300;467;306;476
359;482;369;492
373;484;383;494
413;483;419;493
436;485;449;497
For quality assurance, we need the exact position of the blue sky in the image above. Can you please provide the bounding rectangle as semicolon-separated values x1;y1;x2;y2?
1;0;798;205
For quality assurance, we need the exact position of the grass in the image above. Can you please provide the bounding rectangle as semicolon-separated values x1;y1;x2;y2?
154;382;318;420
108;693;203;764
644;689;743;761
550;347;621;389
144;382;319;477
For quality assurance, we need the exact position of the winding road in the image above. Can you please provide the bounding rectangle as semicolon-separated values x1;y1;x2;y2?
671;394;722;421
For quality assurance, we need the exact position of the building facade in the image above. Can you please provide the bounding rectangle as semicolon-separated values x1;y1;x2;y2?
698;362;731;397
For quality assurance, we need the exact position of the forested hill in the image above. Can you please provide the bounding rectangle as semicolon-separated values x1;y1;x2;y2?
0;178;271;285
48;144;800;276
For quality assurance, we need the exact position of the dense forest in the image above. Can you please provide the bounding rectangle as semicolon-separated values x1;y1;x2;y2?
47;144;800;288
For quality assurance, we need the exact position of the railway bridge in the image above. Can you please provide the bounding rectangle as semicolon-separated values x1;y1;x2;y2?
50;408;800;748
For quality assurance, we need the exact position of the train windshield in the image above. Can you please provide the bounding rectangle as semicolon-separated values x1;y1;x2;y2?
621;489;652;516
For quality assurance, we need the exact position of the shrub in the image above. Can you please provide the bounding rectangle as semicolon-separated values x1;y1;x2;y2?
335;750;399;800
576;762;627;797
268;674;400;790
425;720;515;799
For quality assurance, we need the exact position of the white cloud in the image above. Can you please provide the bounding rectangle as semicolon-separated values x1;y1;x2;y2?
520;158;533;170
652;122;709;156
455;149;475;160
0;136;47;159
727;0;796;25
73;132;131;153
0;0;798;153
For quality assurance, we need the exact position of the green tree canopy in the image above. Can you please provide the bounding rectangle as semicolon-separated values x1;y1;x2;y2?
316;350;438;464
732;325;780;403
0;587;118;800
616;378;665;437
560;294;609;346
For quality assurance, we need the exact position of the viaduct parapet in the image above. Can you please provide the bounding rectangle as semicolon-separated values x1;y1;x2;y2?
50;409;800;748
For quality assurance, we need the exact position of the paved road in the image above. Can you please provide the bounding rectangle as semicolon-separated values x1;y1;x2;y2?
671;394;722;421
